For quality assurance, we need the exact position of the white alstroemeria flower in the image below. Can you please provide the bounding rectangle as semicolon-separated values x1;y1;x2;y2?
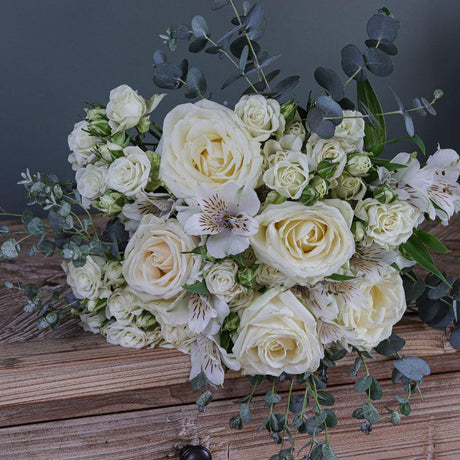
190;334;240;386
177;181;260;259
188;293;229;335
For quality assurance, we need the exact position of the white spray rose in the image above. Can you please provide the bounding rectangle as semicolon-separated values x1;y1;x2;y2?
263;134;303;169
106;146;151;197
334;268;407;350
334;110;365;150
306;134;355;179
159;321;196;354
233;288;324;376
158;99;262;200
106;84;165;133
122;215;201;301
263;151;310;199
347;154;372;177
228;286;255;311
355;198;422;247
285;120;307;142
106;288;144;325
67;120;98;170
331;172;366;200
255;264;295;288
204;260;239;302
234;94;285;141
103;260;124;288
76;164;107;208
251;201;355;285
62;255;108;300
104;321;152;349
79;311;106;334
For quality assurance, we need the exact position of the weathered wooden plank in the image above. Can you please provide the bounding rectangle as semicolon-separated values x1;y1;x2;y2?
0;372;459;460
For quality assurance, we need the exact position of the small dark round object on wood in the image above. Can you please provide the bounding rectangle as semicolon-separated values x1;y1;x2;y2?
180;445;212;460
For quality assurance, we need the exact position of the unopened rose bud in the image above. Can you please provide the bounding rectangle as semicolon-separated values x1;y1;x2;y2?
310;176;329;197
135;311;158;329
85;107;107;121
351;220;366;242
317;158;339;179
280;99;297;125
95;191;124;216
99;142;124;162
237;266;257;288
347;154;372;177
374;185;396;204
137;115;151;133
88;119;111;137
300;185;319;206
264;190;287;206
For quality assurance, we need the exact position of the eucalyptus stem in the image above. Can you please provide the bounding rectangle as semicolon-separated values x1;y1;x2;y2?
308;376;329;444
358;351;372;403
281;378;295;449
177;78;205;99
148;128;161;140
344;66;365;86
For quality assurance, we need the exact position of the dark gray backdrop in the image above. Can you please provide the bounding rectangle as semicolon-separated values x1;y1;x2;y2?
1;0;459;214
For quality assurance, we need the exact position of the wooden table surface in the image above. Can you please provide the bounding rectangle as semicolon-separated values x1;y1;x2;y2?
0;216;459;460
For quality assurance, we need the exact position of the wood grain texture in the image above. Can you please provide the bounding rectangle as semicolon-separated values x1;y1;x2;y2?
0;215;459;458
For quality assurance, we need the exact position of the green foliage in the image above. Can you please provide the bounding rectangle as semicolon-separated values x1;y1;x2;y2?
182;280;210;295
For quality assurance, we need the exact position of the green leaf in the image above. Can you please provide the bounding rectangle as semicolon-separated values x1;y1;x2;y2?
182;281;210;295
389;410;401;425
240;403;251;424
289;393;305;413
317;390;335;406
324;409;338;428
355;375;372;393
369;378;383;401
196;389;213;407
190;371;207;390
362;402;380;424
25;217;46;236
357;79;386;153
1;239;20;259
399;402;411;416
265;390;281;407
326;273;356;281
400;235;448;284
352;407;365;419
374;334;405;356
369;134;426;156
393;356;431;381
413;228;450;254
23;283;38;300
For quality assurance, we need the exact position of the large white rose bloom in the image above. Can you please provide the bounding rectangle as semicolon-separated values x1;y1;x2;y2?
68;120;98;170
250;201;355;285
334;268;407;350
62;255;109;300
334;110;365;150
355;198;422;247
122;215;201;301
106;146;151;197
158;99;263;200
234;94;285;141
233;288;324;376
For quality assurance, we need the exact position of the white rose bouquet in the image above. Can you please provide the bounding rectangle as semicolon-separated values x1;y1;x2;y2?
2;3;460;459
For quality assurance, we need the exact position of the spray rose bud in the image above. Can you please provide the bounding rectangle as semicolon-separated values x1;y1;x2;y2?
374;185;396;204
135;311;158;329
316;158;339;179
331;172;366;200
103;260;124;287
99;142;124;162
85;108;107;121
347;154;372;177
222;311;240;333
285;120;306;141
264;190;287;206
88;119;111;137
95;191;125;216
237;266;257;288
137;115;151;134
310;176;329;197
86;298;107;313
299;185;319;206
351;220;366;242
280;99;297;125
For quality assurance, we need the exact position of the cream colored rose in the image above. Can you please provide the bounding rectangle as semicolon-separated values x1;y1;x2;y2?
347;154;372;177
122;215;201;301
104;321;154;349
234;94;285;141
355;198;422;247
335;268;407;350
103;260;125;288
285;120;307;142
204;260;238;302
306;134;355;179
79;311;106;334
106;146;151;197
76;164;107;207
255;264;295;288
250;201;355;285
105;288;144;325
330;172;366;200
106;84;165;133
233;288;324;376
263;151;310;199
159;321;196;354
62;255;108;300
68;121;98;170
229;286;254;311
158;99;262;199
263;134;303;169
334;110;365;150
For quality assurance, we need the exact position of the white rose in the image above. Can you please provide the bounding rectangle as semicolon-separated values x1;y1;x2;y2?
106;84;165;133
263;151;310;199
285;120;307;142
250;201;355;285
103;260;124;288
67;121;98;170
355;198;422;247
233;288;324;376
204;260;238;302
255;264;295;288
335;268;407;350
79;311;106;334
263;134;303;169
228;286;254;311
330;172;366;200
76;164;107;207
122;215;201;301
334;110;365;150
159;321;196;354
62;255;107;300
158;99;263;200
106;288;144;325
347;154;372;177
306;134;355;179
107;146;151;197
234;94;285;141
104;321;152;349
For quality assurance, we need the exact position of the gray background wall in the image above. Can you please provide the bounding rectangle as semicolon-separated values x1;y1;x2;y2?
1;0;459;214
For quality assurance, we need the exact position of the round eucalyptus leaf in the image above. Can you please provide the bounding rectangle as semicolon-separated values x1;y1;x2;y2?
316;95;343;126
191;15;208;38
153;63;183;89
1;239;20;259
374;334;406;356
338;97;355;110
153;50;166;65
428;280;451;300
450;328;460;349
271;75;300;100
211;0;229;10
393;356;430;381
205;45;221;55
247;18;266;41
427;302;454;328
243;2;264;29
230;37;260;58
433;88;444;99
365;39;398;56
403;277;425;303
403;112;415;137
186;67;207;95
421;96;437;116
367;13;399;42
364;47;394;77
341;44;366;81
189;37;207;53
417;297;443;322
175;24;190;40
306;107;336;139
314;67;344;101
